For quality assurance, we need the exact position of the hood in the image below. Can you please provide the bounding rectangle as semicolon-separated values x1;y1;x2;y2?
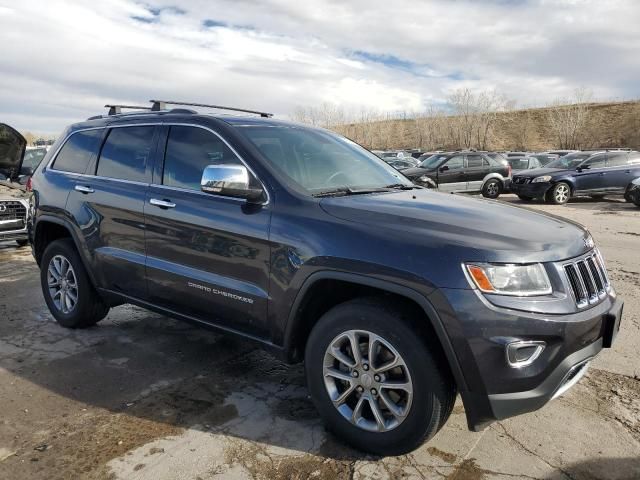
401;166;433;177
320;189;590;263
513;167;565;178
0;123;26;181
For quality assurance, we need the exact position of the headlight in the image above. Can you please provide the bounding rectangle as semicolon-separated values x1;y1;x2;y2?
465;263;552;296
532;175;552;183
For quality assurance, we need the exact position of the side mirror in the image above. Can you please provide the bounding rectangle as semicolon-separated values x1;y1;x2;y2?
577;164;590;171
201;165;264;203
439;165;449;172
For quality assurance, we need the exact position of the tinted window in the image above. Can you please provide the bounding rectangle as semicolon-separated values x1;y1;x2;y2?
607;153;629;167
466;155;483;168
163;126;242;191
96;127;154;182
445;155;464;170
508;158;530;170
582;154;606;168
53;129;103;174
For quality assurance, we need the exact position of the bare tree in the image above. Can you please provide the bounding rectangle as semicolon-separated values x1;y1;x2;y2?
546;88;592;149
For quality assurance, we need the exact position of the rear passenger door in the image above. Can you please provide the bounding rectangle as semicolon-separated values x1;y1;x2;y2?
144;125;271;337
604;153;639;192
464;154;487;191
65;124;158;299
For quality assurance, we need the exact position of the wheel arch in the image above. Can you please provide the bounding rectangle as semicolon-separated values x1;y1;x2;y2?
33;216;99;289
282;271;469;394
480;172;505;189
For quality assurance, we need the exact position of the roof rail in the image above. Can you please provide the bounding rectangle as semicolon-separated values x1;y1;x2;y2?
150;100;273;118
104;104;152;116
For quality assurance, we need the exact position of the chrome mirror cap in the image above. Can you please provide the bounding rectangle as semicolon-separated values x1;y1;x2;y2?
201;165;263;202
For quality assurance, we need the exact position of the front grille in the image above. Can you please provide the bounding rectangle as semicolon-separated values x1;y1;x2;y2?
513;177;530;185
0;201;26;222
563;250;610;308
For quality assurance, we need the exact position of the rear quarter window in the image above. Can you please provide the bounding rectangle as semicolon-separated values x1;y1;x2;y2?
52;129;103;174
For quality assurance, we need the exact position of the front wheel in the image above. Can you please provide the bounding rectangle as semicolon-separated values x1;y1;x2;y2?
40;239;109;328
546;182;571;205
481;179;501;199
305;298;455;455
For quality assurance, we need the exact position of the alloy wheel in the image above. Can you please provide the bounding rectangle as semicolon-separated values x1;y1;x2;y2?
486;181;499;196
47;255;78;314
322;329;413;432
555;184;569;203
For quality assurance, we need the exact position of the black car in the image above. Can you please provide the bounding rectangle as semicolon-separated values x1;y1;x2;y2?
13;101;623;455
511;151;640;204
402;151;511;198
624;177;640;207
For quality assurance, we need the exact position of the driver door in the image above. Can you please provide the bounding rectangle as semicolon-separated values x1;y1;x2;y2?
574;153;606;193
144;124;272;337
437;155;466;192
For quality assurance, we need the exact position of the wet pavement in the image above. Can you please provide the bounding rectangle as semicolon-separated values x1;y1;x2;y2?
0;194;639;479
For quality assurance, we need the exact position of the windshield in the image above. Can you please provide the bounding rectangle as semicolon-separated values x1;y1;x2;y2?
237;126;412;194
545;153;591;169
420;154;449;168
23;148;47;169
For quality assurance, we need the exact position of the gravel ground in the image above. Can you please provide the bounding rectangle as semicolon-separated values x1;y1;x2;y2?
0;194;638;480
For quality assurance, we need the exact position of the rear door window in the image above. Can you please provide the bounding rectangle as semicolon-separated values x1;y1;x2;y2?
96;126;155;182
466;155;483;168
53;129;103;174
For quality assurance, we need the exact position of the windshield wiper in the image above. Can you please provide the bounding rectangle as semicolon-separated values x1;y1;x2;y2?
384;183;421;190
312;186;393;197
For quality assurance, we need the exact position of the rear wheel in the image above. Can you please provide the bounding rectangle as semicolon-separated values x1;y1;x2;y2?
517;195;533;201
40;239;109;328
481;179;501;199
546;182;571;205
305;298;455;455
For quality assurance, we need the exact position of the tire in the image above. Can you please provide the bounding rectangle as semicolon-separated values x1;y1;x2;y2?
305;297;456;456
481;179;501;199
517;195;533;201
15;239;29;247
40;238;109;328
546;182;571;205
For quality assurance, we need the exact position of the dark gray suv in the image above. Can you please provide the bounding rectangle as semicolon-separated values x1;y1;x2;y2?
14;102;624;455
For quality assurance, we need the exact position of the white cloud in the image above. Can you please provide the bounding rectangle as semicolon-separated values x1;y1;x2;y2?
0;0;639;134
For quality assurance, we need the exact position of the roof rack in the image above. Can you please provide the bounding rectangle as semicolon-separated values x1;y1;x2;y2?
150;100;273;118
104;104;152;116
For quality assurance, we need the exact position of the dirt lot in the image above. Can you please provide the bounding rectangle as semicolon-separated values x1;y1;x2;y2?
0;195;638;480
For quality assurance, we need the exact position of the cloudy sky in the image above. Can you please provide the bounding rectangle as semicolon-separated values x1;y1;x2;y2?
1;0;639;134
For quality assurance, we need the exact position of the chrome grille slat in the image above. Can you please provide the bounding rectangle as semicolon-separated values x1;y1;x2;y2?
563;250;610;308
0;201;27;222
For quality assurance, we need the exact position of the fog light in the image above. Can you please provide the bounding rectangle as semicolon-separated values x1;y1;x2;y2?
506;341;545;368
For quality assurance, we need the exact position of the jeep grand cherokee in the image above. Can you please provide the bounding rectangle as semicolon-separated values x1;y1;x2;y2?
18;102;623;455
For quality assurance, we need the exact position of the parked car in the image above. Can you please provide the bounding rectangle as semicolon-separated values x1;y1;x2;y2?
507;156;543;172
529;153;559;166
19;102;623;455
386;157;418;171
544;150;577;158
403;151;511;198
506;151;531;158
381;150;413;160
0;123;30;246
20;147;48;183
511;151;640;204
624;177;640;207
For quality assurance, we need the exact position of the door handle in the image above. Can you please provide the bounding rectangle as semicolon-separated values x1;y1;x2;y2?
74;185;94;194
150;198;176;209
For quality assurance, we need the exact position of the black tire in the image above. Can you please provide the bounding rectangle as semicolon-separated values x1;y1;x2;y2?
305;297;456;456
40;238;109;328
517;195;533;201
481;179;501;199
15;239;29;247
546;182;571;205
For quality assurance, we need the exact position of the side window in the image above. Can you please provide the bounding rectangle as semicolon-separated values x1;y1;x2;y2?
445;155;464;170
52;129;103;174
606;153;629;167
466;155;483;168
628;153;640;164
162;126;242;191
96;126;155;182
583;154;606;168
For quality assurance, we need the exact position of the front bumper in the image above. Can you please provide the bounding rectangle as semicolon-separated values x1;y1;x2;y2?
431;286;623;430
510;181;551;198
0;223;28;241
